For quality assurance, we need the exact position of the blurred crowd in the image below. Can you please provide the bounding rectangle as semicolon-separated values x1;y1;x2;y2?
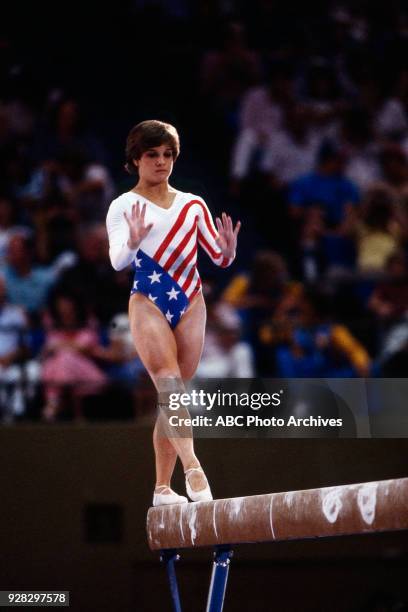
198;1;408;383
0;92;146;421
0;0;407;422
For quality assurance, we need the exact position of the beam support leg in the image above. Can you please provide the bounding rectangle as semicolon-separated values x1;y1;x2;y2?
160;549;182;612
206;545;234;612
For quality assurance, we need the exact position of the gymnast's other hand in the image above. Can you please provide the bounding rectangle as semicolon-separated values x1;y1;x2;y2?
215;212;241;259
124;201;153;249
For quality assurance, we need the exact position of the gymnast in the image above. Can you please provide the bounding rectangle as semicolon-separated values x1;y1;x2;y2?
106;120;240;506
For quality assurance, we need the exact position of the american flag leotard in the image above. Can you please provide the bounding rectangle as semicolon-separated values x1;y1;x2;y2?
106;190;235;328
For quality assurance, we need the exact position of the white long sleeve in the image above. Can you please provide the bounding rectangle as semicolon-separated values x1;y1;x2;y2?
196;197;235;268
106;191;236;279
106;196;139;271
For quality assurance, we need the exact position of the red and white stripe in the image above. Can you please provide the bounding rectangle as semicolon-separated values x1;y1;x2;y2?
153;199;227;299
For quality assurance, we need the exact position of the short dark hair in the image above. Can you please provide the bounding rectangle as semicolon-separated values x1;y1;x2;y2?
49;293;87;329
317;139;344;165
125;120;180;175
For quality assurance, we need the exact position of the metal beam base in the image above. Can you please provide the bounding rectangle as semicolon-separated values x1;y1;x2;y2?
160;548;182;612
206;546;234;612
160;545;234;612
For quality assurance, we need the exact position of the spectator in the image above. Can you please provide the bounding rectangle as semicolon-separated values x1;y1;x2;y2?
260;289;371;377
53;225;130;325
55;148;114;224
0;231;75;314
0;275;39;421
354;187;404;274
372;87;408;141
260;105;321;187
289;139;360;227
223;250;301;312
41;294;107;421
230;60;294;186
196;279;254;378
26;148;114;225
196;302;254;378
222;250;303;374
289;139;360;277
94;312;144;384
32;192;78;262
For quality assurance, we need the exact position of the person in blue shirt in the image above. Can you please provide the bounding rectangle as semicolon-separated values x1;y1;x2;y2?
289;140;360;277
0;232;75;314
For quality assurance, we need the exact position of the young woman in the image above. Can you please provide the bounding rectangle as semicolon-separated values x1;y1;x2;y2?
106;120;240;506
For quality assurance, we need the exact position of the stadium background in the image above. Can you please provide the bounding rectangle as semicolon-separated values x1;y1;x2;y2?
0;1;408;610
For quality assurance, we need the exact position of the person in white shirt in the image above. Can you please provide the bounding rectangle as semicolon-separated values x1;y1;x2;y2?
196;303;254;378
230;63;294;185
0;275;39;421
260;106;321;186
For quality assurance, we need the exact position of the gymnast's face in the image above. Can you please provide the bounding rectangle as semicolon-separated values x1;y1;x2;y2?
135;144;174;184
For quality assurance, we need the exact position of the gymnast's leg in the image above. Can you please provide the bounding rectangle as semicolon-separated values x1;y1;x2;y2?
173;292;209;492
128;293;207;495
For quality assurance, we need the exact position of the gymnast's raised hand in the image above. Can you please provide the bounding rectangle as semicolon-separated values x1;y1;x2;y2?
124;201;153;249
215;212;241;260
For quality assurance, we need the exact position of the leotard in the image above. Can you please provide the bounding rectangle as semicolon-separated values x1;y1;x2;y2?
106;190;235;328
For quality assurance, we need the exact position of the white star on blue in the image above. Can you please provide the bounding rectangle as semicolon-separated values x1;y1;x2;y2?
166;287;180;301
148;270;162;284
130;250;189;328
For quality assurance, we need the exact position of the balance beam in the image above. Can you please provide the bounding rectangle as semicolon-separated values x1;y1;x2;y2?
147;477;408;551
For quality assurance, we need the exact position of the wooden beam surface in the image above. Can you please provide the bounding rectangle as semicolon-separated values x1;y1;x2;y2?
147;477;408;550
